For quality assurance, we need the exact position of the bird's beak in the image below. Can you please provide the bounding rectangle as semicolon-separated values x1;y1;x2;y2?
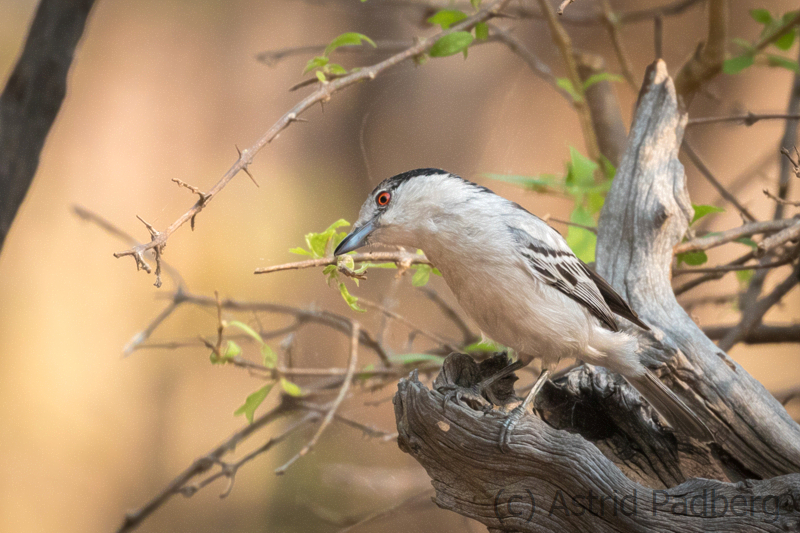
334;220;376;256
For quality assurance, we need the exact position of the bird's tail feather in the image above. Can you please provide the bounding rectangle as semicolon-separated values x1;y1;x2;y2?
626;370;714;442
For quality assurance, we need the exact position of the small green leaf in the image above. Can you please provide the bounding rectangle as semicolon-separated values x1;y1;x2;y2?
566;205;597;263
470;0;481;9
676;250;708;266
475;22;489;41
303;219;351;258
566;147;598;188
228;320;263;344
774;28;797;50
280;378;303;397
261;344;277;368
224;340;242;359
587;191;606;214
736;269;755;285
303;56;328;74
598;155;617;181
234;383;274;424
691;204;725;224
289;247;313;256
723;54;755;74
338;282;366;312
429;31;474;57
556;77;582;102
582;72;624;90
427;9;468;29
315;71;327;82
411;264;432;287
750;9;773;25
767;54;799;72
326;63;348;75
324;32;376;56
735;237;758;249
463;339;505;353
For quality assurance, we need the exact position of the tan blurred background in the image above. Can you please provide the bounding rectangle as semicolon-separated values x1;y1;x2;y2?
0;0;798;531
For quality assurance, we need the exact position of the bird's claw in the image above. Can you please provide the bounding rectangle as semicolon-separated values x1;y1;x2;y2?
498;405;525;453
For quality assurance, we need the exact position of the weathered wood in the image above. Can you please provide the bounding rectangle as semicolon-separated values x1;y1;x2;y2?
393;60;800;531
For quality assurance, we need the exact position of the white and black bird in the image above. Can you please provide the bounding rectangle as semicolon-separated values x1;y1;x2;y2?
334;168;712;444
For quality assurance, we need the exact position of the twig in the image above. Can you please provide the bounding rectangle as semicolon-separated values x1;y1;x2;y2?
673;0;727;105
718;261;800;351
488;25;573;103
687;113;800;127
600;0;637;90
557;0;576;16
358;298;459;351
417;287;476;346
535;0;600;162
116;401;292;532
112;0;512;283
674;218;798;254
682;141;757;222
274;322;360;474
254;251;429;274
673;254;795;275
756;220;800;258
704;323;800;345
764;188;800;207
673;250;754;295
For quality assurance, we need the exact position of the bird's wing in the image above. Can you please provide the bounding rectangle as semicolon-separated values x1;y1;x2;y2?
581;264;650;330
508;221;621;332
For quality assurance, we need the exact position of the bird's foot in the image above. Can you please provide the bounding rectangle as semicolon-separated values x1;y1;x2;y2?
497;368;551;453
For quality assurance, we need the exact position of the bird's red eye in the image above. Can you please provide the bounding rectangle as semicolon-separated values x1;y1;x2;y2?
376;191;391;207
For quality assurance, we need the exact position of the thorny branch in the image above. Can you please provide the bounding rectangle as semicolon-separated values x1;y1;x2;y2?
112;0;512;287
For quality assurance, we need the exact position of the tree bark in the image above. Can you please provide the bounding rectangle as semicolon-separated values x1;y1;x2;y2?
0;0;96;253
393;60;800;531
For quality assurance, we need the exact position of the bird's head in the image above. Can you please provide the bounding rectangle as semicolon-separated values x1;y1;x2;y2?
334;168;491;256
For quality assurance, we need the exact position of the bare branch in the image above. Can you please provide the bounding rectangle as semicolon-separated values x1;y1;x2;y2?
764;188;800;207
687;112;800;127
674;218;798;254
254;250;429;275
275;322;360;474
756;220;800;257
682;141;757;222
704;323;800;344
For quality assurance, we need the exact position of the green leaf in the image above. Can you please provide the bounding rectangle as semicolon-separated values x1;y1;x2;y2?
234;383;274;424
338;282;366;312
767;54;799;72
598;155;617;181
388;353;445;365
411;264;432;287
566;147;598;188
326;63;348;76
324;32;376;56
429;31;474;57
280;378;303;397
224;340;242;359
289;247;313;256
556;77;582;102
735;237;758;249
565;205;597;263
463;339;505;353
427;9;468;29
582;72;624;90
587;191;606;214
774;28;797;50
315;71;327;83
261;344;277;368
676;250;708;266
303;219;351;258
750;9;773;25
691;204;725;225
470;0;481;9
736;269;755;285
475;22;489;41
723;54;754;74
303;56;328;74
228;320;263;344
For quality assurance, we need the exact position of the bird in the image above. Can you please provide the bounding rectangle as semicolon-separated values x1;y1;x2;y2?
334;168;713;446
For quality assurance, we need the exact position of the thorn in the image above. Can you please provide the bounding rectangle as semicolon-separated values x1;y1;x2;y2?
136;215;159;238
235;145;259;187
172;178;209;203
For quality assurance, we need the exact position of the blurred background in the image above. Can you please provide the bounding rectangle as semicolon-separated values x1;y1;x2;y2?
0;0;798;531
